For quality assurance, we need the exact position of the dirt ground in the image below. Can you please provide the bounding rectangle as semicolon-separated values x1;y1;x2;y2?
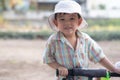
0;39;120;80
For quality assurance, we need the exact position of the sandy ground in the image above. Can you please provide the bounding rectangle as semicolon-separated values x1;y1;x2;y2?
0;39;120;80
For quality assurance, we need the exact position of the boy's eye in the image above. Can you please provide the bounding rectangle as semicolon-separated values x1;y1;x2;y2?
60;19;65;21
70;18;75;20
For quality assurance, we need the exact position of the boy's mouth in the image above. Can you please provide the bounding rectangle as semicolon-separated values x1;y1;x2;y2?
64;27;73;30
64;27;74;33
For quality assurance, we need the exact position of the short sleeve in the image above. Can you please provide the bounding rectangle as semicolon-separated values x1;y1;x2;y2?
87;36;106;63
43;38;56;64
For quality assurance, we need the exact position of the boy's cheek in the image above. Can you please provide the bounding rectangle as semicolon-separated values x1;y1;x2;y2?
78;18;82;26
53;20;58;26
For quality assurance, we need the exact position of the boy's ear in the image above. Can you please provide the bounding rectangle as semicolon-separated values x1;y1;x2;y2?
78;18;82;26
53;20;58;26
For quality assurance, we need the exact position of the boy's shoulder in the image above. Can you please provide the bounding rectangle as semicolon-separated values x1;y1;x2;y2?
79;31;91;39
47;32;59;42
80;32;97;44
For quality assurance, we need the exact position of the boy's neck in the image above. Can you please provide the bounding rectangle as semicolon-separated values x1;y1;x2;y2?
63;31;77;39
64;33;78;50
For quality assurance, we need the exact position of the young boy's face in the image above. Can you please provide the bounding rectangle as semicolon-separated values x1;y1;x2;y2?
54;13;82;36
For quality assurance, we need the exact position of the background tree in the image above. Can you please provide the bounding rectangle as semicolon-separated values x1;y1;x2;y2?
0;0;7;11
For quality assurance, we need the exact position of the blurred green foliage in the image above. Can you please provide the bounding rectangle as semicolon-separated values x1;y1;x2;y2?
86;31;120;41
98;4;106;10
87;18;120;27
0;18;120;41
0;31;53;40
0;30;120;41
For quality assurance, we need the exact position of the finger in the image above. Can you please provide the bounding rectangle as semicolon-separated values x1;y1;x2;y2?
62;69;68;76
59;70;65;76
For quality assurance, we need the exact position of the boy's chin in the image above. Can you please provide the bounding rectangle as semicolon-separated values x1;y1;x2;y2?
63;31;75;36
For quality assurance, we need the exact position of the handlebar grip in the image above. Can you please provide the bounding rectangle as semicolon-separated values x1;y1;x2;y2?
56;68;120;78
73;68;106;77
110;72;120;77
56;69;74;76
56;69;59;77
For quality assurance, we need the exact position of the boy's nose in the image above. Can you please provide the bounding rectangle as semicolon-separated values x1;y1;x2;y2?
65;20;71;25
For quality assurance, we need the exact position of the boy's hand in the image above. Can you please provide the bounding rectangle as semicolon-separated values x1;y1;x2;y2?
58;66;68;76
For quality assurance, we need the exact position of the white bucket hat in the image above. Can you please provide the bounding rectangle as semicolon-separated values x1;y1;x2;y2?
48;0;88;31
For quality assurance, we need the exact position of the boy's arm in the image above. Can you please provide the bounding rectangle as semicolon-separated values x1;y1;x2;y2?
48;62;62;69
99;57;120;74
48;62;68;76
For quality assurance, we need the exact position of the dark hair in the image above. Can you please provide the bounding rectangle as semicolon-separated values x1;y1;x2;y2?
54;13;81;20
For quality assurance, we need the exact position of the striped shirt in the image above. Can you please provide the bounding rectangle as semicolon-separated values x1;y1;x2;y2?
43;30;105;80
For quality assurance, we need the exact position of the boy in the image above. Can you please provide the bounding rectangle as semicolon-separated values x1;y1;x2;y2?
43;0;120;80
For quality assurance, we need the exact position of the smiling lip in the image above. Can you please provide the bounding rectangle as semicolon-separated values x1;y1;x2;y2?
64;27;73;29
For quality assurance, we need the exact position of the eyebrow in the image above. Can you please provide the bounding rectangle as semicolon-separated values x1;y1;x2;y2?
55;13;81;20
57;13;67;17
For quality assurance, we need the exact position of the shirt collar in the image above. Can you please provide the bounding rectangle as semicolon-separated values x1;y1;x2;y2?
55;30;82;43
